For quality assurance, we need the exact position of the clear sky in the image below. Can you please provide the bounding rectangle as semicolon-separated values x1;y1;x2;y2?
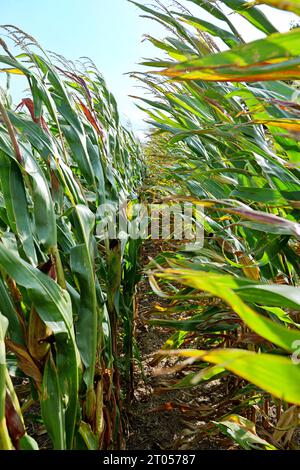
0;0;298;138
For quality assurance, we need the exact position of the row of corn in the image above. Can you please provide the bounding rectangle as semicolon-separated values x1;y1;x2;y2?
0;28;144;449
133;0;300;449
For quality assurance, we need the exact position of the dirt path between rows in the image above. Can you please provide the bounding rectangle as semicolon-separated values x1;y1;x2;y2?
126;239;229;451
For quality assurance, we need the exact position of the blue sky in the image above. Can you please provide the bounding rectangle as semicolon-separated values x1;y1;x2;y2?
0;0;298;138
0;0;164;136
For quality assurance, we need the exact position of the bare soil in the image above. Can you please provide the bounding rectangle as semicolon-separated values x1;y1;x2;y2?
126;240;231;450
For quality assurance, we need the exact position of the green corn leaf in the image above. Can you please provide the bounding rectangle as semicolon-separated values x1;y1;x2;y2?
221;0;277;34
254;0;300;15
0;313;12;450
9;161;37;265
159;29;300;82
0;244;80;449
155;267;300;352
214;414;276;450
19;434;39;450
0;276;24;344
41;353;66;450
174;348;300;405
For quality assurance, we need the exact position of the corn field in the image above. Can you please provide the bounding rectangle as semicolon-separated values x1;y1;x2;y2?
1;0;300;452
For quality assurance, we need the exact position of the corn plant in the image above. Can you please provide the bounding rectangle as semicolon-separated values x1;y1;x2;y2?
0;29;144;450
132;0;300;449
